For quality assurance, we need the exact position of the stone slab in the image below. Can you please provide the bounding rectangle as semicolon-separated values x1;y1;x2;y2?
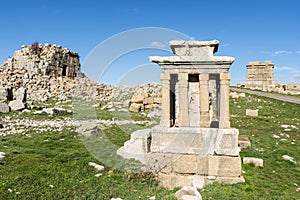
157;172;244;189
150;127;239;156
117;128;151;164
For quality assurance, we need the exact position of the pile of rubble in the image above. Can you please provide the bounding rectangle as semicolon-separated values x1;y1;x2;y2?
0;43;162;114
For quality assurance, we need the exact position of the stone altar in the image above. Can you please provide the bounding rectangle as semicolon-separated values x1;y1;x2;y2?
117;40;244;188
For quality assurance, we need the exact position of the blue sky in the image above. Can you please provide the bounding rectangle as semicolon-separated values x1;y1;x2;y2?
0;0;300;85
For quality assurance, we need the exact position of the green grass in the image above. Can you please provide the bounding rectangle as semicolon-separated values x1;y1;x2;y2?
0;93;300;199
200;93;300;200
0;129;176;199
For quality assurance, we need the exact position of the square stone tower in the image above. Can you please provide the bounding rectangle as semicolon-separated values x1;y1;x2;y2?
118;40;244;188
245;61;275;90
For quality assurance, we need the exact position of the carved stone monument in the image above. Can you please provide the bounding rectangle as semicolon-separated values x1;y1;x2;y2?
117;40;244;188
245;61;275;90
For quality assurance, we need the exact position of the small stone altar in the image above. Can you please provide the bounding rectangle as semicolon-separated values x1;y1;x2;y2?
117;40;244;188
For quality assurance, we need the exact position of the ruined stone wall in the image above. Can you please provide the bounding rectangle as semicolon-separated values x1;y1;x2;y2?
2;43;80;79
245;61;274;90
0;43;108;102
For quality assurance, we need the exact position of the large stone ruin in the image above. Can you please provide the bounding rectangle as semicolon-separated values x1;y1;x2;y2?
245;61;275;90
0;43;111;103
118;40;244;188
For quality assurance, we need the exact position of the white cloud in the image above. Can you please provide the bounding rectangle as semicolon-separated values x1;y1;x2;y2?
274;66;295;71
221;43;230;47
273;50;293;56
296;51;300;54
151;41;166;48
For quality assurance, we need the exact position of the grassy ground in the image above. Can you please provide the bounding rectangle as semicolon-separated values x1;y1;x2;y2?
0;94;300;199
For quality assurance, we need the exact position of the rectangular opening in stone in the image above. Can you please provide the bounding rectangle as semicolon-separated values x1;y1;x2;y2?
62;65;67;76
209;74;220;128
188;74;199;82
170;74;178;127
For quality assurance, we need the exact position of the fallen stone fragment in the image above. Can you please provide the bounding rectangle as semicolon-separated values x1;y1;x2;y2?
246;109;258;117
243;157;264;167
175;186;202;200
88;162;104;171
282;155;296;164
111;198;123;200
95;173;102;177
238;135;251;148
0;152;6;160
273;135;280;139
0;102;10;113
129;103;143;112
76;123;101;137
9;100;25;111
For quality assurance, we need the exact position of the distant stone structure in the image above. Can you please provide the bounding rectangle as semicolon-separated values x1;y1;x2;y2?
245;61;275;90
4;43;80;78
118;40;244;189
0;43;84;102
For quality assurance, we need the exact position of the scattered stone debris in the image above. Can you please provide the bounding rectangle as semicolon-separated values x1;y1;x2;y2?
88;162;105;171
273;135;280;139
246;109;258;117
0;152;6;160
238;135;251;149
230;92;246;99
76;123;101;137
175;186;202;200
282;155;296;164
149;196;156;200
243;157;264;167
94;173;102;177
111;198;123;200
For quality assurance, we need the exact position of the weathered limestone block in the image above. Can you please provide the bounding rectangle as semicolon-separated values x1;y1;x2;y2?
207;156;242;177
214;129;240;156
75;122;101;137
0;102;10;113
131;93;148;103
246;109;258;117
117;129;151;164
150;128;216;155
0;87;8;101
238;135;251;149
158;173;194;189
146;153;173;173
243;157;264;167
8;100;25;111
153;97;162;104
150;127;239;156
14;87;26;102
129;103;143;112
143;97;154;105
175;186;202;200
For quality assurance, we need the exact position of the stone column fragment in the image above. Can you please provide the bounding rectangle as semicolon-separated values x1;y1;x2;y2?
160;73;171;127
199;74;210;128
177;72;189;127
219;72;230;128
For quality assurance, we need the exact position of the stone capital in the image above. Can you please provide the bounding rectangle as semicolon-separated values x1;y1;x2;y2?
160;73;170;81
